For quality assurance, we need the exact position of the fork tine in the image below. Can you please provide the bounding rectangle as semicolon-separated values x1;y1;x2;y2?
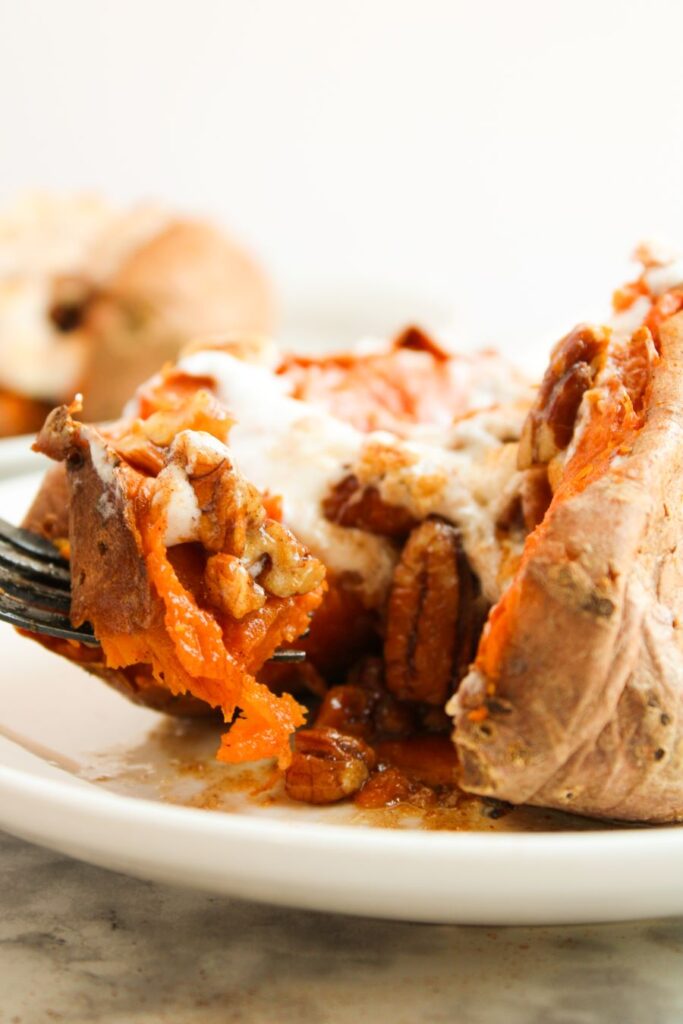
0;563;71;612
0;594;301;655
0;516;66;564
0;590;99;645
269;649;306;663
0;520;306;660
0;538;71;587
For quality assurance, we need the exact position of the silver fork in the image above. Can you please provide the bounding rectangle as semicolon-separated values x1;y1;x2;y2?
0;517;305;660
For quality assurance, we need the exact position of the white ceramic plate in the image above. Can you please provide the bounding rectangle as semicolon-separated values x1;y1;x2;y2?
1;442;683;926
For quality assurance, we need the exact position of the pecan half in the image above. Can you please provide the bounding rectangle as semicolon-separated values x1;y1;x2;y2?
518;324;608;470
284;727;376;804
322;474;418;538
384;519;466;705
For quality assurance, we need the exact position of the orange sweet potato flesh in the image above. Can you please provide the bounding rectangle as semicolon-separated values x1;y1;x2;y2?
98;505;316;765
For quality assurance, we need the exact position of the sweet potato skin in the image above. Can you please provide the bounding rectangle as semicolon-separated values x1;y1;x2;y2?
67;453;153;636
32;407;154;635
25;417;213;717
23;463;70;542
452;313;683;822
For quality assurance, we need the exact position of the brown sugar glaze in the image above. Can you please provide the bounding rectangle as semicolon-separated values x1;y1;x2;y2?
83;695;630;834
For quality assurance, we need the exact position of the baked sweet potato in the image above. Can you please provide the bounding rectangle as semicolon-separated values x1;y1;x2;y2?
451;312;683;822
0;194;272;431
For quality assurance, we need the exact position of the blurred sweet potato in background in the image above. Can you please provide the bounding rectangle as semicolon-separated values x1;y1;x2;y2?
0;194;273;432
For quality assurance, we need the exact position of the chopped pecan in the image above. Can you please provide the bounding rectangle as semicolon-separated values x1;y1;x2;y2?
284;727;376;804
322;473;418;538
384;519;464;705
253;520;326;597
204;518;324;608
205;552;266;619
495;490;526;535
111;430;165;475
518;324;608;470
158;432;324;604
193;458;259;556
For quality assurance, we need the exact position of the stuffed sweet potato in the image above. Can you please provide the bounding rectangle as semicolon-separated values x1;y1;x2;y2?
451;310;683;822
24;246;683;822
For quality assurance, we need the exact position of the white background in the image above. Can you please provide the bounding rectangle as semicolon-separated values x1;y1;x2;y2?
1;0;683;368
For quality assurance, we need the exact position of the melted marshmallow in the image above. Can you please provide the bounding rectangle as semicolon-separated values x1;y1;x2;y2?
365;413;525;601
145;349;527;605
160;463;202;546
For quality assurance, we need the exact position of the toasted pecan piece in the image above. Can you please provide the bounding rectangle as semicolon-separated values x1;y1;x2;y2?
322;473;418;538
284;727;376;804
518;324;608;470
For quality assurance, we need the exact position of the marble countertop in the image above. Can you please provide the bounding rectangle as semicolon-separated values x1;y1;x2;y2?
1;829;682;1024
